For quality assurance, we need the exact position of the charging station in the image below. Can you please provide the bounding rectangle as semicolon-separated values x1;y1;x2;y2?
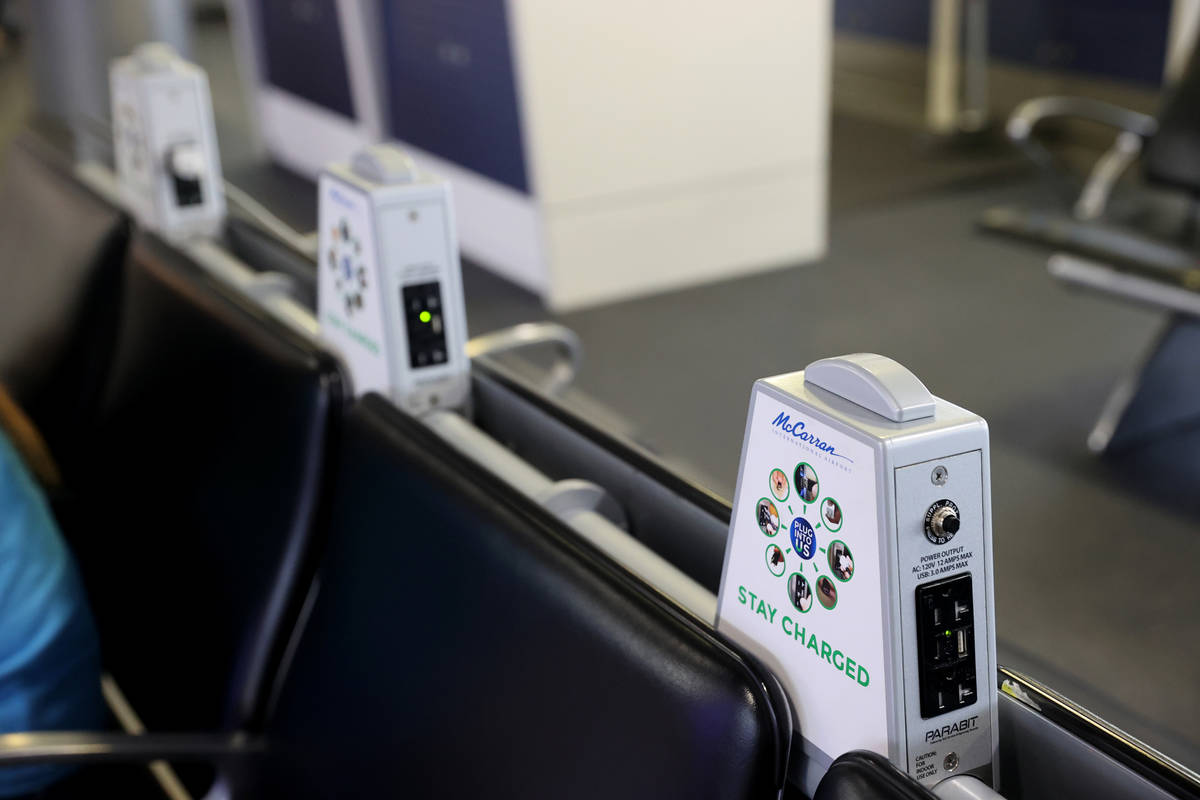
110;43;225;240
317;144;470;415
716;354;997;795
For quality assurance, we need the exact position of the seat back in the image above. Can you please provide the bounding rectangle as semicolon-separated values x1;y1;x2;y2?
1143;46;1200;195
0;131;129;474
73;234;346;735
247;394;789;799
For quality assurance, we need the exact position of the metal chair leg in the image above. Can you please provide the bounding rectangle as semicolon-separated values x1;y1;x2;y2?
1089;314;1200;453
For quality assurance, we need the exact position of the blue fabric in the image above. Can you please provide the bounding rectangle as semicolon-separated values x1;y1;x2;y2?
0;433;103;797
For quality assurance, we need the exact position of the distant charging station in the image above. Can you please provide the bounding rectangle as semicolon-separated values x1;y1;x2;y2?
716;354;997;795
317;144;470;414
110;43;225;240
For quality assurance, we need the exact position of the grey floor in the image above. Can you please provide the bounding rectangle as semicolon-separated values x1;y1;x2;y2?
4;15;1199;774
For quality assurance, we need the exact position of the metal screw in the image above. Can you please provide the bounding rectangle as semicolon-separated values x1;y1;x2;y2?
943;752;959;772
931;465;949;486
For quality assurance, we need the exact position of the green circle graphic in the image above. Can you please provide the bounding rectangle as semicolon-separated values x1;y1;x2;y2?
816;575;839;610
787;572;813;614
755;497;780;537
768;467;790;502
827;539;854;583
794;461;820;504
820;496;844;532
765;544;787;577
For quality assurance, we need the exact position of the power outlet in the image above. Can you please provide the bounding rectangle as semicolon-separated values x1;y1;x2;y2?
916;574;977;718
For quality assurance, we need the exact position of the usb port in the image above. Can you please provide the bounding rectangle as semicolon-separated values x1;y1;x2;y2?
956;629;967;656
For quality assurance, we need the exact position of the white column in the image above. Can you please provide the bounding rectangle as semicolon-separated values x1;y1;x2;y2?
927;0;963;134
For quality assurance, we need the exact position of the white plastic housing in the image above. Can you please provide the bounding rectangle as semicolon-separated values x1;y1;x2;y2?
317;145;470;415
110;43;225;239
716;355;998;795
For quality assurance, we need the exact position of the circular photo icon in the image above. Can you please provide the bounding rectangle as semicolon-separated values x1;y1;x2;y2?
789;517;817;560
769;468;790;502
794;462;820;503
787;572;813;613
756;498;780;537
765;544;786;577
821;497;843;532
828;539;854;582
816;575;838;610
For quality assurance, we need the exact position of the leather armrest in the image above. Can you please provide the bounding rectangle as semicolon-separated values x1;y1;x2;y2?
467;323;584;396
814;751;938;800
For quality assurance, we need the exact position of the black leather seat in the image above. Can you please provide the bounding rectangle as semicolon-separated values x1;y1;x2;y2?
0;130;130;477
812;752;938;800
241;393;790;799
70;234;346;785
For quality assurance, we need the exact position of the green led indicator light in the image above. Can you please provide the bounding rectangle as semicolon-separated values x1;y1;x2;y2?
944;630;951;637
419;311;432;323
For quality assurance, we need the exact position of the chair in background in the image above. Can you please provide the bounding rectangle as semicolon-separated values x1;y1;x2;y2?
980;42;1200;269
1044;253;1200;454
979;45;1200;455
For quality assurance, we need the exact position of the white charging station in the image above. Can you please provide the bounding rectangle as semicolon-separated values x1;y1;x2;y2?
317;144;470;415
716;354;997;795
110;43;225;240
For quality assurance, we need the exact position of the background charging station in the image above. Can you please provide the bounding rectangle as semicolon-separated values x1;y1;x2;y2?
317;144;470;415
110;43;225;240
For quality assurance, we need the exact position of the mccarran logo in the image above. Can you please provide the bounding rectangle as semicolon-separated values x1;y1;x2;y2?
771;412;853;462
925;714;979;743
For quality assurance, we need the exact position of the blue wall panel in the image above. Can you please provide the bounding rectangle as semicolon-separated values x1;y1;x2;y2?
835;0;1171;86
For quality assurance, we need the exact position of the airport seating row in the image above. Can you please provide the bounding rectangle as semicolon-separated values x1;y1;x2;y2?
8;128;1198;800
0;129;945;799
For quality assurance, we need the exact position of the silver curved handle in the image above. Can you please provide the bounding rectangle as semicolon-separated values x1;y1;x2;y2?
804;353;934;423
1005;96;1157;205
466;322;584;395
1006;96;1157;142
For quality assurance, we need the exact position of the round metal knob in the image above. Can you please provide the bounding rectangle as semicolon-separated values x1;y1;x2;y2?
924;499;961;545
